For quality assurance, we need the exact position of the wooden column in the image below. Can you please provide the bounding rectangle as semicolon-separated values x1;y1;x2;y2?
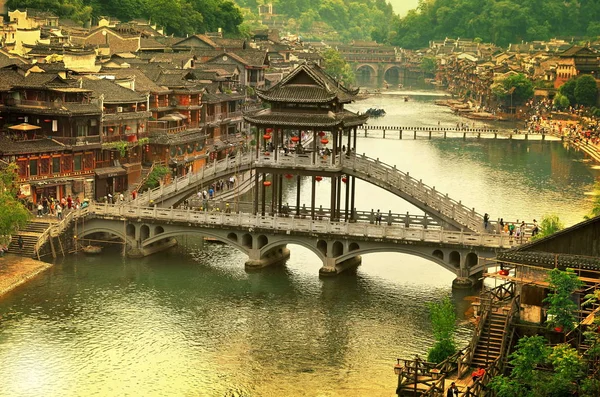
336;175;342;220
312;128;317;165
277;174;283;213
330;175;337;221
344;174;350;221
261;172;266;216
311;176;316;220
253;171;259;215
296;175;301;217
350;176;356;220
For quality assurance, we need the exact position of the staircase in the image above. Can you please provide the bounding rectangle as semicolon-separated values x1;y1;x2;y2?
471;309;509;368
6;219;52;258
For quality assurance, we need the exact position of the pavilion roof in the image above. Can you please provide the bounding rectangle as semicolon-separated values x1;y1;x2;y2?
256;62;359;104
243;108;367;128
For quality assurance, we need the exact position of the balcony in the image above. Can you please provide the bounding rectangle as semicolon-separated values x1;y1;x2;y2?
52;135;102;146
4;98;64;109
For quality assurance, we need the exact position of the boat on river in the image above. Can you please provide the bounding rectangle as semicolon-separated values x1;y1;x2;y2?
365;107;386;117
82;245;102;255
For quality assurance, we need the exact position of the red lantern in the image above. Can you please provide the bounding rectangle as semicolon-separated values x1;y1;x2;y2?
284;174;293;179
263;134;271;140
140;103;146;108
264;151;271;156
145;145;150;153
44;119;51;122
318;131;325;137
266;128;273;133
126;126;131;130
291;136;300;143
263;180;272;187
342;176;348;183
108;128;114;133
315;176;323;182
320;138;329;145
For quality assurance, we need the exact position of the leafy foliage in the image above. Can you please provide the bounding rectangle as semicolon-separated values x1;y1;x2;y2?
531;214;564;241
544;268;583;332
143;164;170;190
8;0;244;36
492;73;534;107
387;0;600;48
553;93;570;110
426;297;457;363
321;48;355;86
574;75;599;107
0;164;31;244
236;0;398;42
490;336;586;397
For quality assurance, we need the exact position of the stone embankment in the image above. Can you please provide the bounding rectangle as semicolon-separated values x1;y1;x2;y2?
0;254;51;297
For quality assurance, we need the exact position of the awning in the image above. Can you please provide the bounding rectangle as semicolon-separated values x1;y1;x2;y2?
9;123;42;131
158;114;183;121
94;166;127;179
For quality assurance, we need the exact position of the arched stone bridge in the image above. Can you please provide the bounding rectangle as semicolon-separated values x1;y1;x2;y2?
76;204;527;287
136;153;500;234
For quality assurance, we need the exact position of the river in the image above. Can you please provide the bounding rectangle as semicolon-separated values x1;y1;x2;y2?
0;91;597;397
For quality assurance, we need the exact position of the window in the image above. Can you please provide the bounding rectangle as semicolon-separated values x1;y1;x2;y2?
16;159;27;178
84;153;94;170
29;159;38;176
74;155;82;171
40;157;50;175
77;124;88;137
52;157;61;174
62;155;72;172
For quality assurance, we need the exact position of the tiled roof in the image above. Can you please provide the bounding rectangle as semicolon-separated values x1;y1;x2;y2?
256;62;359;104
99;68;171;94
13;73;71;89
140;37;166;50
0;136;66;155
0;69;24;91
81;77;147;103
243;108;367;128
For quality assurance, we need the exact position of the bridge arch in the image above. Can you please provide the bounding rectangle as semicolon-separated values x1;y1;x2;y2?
142;229;249;255
334;246;459;275
154;226;164;236
78;226;130;245
126;224;135;238
261;238;326;263
449;251;461;268
383;65;402;86
241;233;252;249
332;241;343;257
465;252;478;268
355;64;378;86
140;225;150;241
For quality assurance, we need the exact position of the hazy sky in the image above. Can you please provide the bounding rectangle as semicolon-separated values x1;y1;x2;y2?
388;0;419;16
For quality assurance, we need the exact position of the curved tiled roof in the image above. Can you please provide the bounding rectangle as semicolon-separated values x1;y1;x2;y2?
256;62;359;104
243;108;367;128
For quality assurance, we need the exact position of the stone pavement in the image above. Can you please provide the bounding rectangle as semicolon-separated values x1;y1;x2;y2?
0;254;52;297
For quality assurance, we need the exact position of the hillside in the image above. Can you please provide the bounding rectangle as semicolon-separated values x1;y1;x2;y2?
6;0;244;36
390;0;600;49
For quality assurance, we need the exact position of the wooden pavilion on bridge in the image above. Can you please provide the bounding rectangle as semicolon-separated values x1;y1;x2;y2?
243;61;368;220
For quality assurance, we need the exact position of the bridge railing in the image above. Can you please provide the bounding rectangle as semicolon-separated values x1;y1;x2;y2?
341;153;484;231
85;203;529;249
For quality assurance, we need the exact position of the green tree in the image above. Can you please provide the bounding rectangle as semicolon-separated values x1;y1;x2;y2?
531;214;564;240
321;48;355;86
559;78;577;105
575;75;599;107
489;336;585;397
143;164;170;190
544;268;583;332
426;297;457;363
553;93;570;110
0;163;31;244
420;56;437;75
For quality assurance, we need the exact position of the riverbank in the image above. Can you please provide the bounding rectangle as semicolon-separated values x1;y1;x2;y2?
0;254;52;297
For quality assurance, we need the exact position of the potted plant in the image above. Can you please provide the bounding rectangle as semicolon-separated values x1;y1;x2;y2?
544;268;583;332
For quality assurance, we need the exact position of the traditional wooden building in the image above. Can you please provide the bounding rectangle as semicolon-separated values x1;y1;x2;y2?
243;61;368;218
